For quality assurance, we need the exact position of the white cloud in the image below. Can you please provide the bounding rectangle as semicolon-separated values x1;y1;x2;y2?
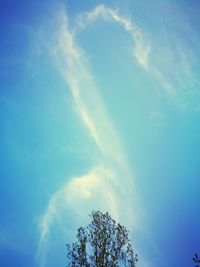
145;15;200;108
37;165;138;267
37;6;141;267
77;4;150;69
36;4;200;267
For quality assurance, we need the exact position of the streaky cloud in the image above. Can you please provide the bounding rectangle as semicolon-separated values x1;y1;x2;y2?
76;4;150;69
147;14;200;108
37;6;142;267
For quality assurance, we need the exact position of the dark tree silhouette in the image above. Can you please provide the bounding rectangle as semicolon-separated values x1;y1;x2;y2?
193;253;200;267
66;211;138;267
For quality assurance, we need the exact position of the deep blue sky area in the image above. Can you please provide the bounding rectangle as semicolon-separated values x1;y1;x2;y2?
0;1;200;267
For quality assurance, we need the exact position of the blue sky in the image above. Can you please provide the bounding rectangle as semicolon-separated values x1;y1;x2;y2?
0;0;200;267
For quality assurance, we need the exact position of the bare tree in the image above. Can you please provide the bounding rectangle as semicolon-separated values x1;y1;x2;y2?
66;211;138;267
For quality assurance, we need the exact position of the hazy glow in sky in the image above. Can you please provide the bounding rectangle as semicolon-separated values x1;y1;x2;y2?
0;1;200;267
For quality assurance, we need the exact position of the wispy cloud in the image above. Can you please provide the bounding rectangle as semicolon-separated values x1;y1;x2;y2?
36;3;200;267
37;164;138;266
147;12;200;109
77;4;200;110
76;4;150;69
37;6;142;267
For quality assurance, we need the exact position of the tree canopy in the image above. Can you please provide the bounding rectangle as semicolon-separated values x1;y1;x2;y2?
193;253;200;267
66;211;138;267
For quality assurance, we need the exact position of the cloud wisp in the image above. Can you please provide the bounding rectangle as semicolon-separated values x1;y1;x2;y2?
76;4;150;69
36;5;148;267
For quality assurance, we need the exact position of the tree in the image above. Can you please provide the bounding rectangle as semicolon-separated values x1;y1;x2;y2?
66;211;138;267
193;253;200;267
